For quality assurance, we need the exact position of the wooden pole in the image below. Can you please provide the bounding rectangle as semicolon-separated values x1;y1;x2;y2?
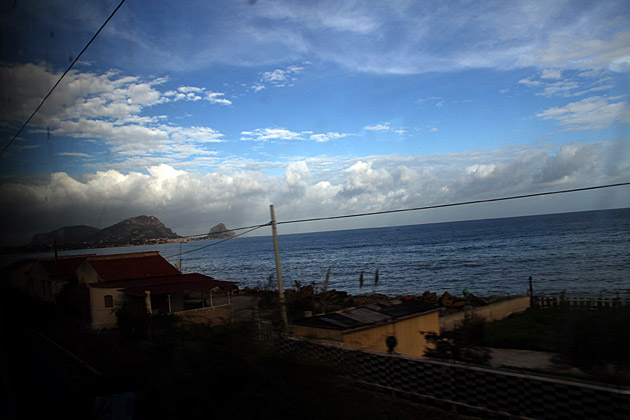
270;205;289;330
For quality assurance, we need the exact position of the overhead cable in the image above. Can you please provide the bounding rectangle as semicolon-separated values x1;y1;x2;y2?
275;182;630;227
0;0;127;158
164;223;268;259
166;181;628;258
179;223;271;239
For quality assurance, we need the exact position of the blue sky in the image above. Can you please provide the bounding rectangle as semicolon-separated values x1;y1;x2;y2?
0;0;629;244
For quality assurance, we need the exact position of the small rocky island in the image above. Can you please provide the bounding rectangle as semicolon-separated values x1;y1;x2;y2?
206;223;237;240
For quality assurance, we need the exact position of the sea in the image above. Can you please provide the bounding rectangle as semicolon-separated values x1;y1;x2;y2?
4;208;630;298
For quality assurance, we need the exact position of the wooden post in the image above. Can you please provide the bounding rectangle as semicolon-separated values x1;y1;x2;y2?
270;204;289;330
53;240;59;284
528;276;534;308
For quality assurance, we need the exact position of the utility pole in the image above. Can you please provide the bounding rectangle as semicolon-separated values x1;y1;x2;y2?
270;205;289;330
53;240;59;284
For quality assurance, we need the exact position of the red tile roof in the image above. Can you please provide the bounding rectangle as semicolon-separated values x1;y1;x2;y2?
38;255;95;278
90;273;236;296
86;252;181;282
2;255;94;279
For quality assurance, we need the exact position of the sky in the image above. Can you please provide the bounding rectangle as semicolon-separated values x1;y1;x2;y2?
0;0;629;245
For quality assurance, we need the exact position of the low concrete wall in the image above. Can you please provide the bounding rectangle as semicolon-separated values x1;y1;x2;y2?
440;296;530;331
176;303;234;326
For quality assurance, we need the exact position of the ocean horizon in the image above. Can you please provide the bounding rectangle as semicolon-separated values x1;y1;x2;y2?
4;207;629;298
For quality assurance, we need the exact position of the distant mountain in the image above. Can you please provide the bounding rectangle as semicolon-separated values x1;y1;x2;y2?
96;215;180;245
206;223;237;240
30;225;101;246
28;215;180;249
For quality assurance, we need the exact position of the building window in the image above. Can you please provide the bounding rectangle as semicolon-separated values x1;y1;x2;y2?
104;295;114;308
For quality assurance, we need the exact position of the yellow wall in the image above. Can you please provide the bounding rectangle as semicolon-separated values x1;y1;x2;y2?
292;325;344;341
342;311;440;357
89;287;125;330
440;296;530;331
75;262;100;284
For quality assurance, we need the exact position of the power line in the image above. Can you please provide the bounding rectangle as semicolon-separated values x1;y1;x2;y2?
165;181;628;259
275;182;630;227
165;223;268;259
179;223;271;239
0;0;126;158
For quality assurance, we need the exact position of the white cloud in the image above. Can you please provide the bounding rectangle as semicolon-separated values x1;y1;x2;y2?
362;123;409;135
536;96;630;131
241;127;351;142
540;69;562;80
0;63;228;161
364;123;391;131
254;64;306;90
1;139;628;244
241;128;307;141
309;132;349;142
518;77;542;87
205;92;232;105
531;31;630;73
416;96;445;106
12;0;629;77
56;152;91;157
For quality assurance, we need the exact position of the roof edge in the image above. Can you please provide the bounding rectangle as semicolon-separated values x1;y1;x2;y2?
341;307;441;335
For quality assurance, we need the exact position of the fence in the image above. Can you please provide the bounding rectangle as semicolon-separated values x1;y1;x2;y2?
535;296;630;309
270;335;630;419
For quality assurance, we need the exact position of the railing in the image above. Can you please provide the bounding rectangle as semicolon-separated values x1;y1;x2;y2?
272;335;630;420
534;296;630;309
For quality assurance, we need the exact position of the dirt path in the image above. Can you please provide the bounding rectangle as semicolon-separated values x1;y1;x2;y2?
488;348;556;370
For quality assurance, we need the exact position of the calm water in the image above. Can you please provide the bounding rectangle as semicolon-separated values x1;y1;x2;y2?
5;208;630;297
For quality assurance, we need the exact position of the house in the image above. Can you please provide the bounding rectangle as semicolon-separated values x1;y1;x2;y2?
4;254;94;304
292;299;440;357
3;251;237;330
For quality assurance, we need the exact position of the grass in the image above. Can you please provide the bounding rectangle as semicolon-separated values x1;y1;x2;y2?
444;306;630;385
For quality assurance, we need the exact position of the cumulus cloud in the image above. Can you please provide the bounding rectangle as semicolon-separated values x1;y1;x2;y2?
0;63;228;160
252;64;306;90
1;139;628;244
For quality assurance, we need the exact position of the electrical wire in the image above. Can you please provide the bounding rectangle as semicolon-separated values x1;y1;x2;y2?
178;223;271;239
0;0;127;158
275;182;630;227
164;223;269;259
163;181;628;259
